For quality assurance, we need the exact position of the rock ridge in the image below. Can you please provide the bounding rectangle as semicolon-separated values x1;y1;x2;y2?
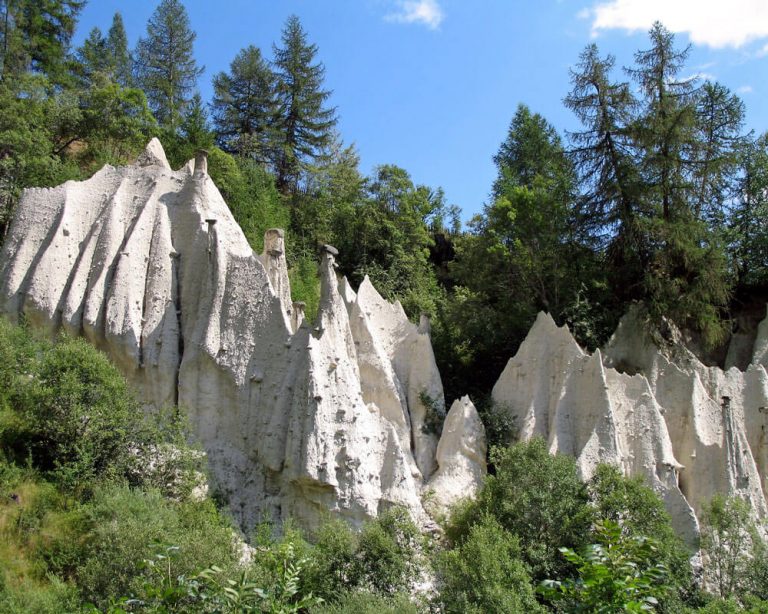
0;139;487;532
492;309;768;545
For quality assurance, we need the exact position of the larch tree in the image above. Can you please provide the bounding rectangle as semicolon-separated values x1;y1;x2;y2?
629;23;734;345
271;15;337;195
134;0;203;129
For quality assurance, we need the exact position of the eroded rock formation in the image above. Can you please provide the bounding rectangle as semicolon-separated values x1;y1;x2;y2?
0;139;487;532
492;310;768;545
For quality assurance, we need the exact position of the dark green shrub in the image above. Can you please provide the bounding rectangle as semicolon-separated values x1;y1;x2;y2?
311;590;419;614
7;332;143;491
436;516;544;613
540;520;673;612
50;484;238;608
445;438;592;582
589;464;696;608
356;507;421;596
305;518;359;599
305;509;422;602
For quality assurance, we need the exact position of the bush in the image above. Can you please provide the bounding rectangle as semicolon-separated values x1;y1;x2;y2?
701;494;767;603
436;516;544;613
49;484;238;608
445;438;592;582
305;508;422;602
540;519;673;612
588;464;695;607
0;321;204;498
311;590;419;614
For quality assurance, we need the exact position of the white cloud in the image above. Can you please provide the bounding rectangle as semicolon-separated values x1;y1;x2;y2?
737;85;753;94
586;0;768;49
386;0;444;30
683;71;716;82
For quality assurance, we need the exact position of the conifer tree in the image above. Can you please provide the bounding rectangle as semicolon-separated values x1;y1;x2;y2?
565;44;646;302
105;12;131;87
629;22;697;222
211;45;276;161
135;0;203;129
630;23;733;344
271;15;337;195
76;26;107;84
0;0;84;83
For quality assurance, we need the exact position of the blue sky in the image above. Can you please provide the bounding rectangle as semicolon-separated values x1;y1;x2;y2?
74;1;768;221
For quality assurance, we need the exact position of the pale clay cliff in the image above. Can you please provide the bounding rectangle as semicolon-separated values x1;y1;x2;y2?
3;139;767;543
492;309;768;546
0;139;486;532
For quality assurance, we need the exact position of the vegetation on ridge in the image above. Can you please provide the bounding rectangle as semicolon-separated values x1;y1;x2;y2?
2;1;768;611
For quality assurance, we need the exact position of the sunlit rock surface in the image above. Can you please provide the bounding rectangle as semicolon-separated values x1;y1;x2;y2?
492;310;768;545
0;139;487;532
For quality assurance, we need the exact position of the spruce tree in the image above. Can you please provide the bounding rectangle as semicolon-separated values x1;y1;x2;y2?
76;26;107;84
0;0;84;83
135;0;203;129
105;12;131;87
272;15;337;195
211;45;276;161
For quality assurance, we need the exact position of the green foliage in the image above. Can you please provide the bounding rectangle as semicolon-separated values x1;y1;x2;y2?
289;254;321;324
212;44;277;161
0;73;80;238
471;397;517;450
694;596;768;614
435;104;605;400
330;163;447;320
311;591;418;614
135;0;203;129
131;537;322;613
0;319;206;497
418;390;445;436
356;507;421;596
305;508;422;602
729;133;768;288
2;328;143;490
56;485;238;608
272;15;337;194
436;516;544;614
445;438;592;582
588;465;696;609
105;12;132;87
540;519;672;613
566;23;742;346
0;0;84;84
700;494;764;601
74;76;157;168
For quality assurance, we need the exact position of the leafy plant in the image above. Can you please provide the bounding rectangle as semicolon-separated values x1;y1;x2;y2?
539;519;672;612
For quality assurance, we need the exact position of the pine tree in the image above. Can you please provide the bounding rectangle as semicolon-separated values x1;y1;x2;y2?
211;45;276;161
135;0;203;129
105;12;131;87
272;15;337;195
